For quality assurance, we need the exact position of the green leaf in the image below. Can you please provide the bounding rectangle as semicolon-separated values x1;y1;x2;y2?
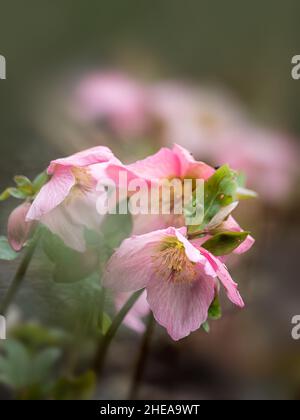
14;176;34;196
31;348;61;384
32;171;49;193
188;165;238;235
7;187;28;200
52;371;96;400
202;231;250;256
0;236;19;260
14;176;32;188
202;321;210;333
42;228;98;283
0;188;12;201
208;296;222;320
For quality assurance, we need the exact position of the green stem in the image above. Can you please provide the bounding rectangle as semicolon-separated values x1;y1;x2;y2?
98;285;106;333
128;313;155;400
0;236;38;316
94;289;144;376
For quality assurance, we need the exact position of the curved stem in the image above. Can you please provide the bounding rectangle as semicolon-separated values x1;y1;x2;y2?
94;289;144;376
128;313;155;400
0;236;38;316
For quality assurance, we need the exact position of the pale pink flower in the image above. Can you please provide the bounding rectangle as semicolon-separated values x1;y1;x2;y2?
104;226;245;341
26;146;118;252
212;127;299;203
149;82;248;158
73;72;148;138
8;202;35;251
114;291;150;334
106;144;215;234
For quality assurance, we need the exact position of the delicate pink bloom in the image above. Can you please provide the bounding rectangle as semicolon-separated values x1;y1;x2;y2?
8;202;35;251
104;226;244;341
149;82;248;158
212;127;299;203
26;146;118;252
114;291;150;334
73;72;148;138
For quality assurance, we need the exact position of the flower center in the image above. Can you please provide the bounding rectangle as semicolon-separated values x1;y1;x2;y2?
153;237;197;283
71;167;95;194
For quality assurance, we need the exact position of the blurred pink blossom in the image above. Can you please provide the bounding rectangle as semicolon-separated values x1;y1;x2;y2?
149;82;299;203
73;72;149;138
212;127;299;203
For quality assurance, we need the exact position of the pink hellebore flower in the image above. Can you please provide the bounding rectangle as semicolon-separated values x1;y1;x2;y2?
114;291;150;334
149;82;248;158
106;144;215;234
8;202;35;251
104;227;245;341
212;128;299;203
74;72;148;138
26;146;118;252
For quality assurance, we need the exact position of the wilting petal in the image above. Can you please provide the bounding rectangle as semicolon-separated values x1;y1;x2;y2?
26;167;75;221
115;291;150;333
200;248;244;308
8;202;34;251
147;272;215;340
47;146;114;174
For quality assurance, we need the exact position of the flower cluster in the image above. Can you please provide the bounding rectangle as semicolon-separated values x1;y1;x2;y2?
2;143;255;340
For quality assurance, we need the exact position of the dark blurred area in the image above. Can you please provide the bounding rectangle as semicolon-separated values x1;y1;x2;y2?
0;0;300;400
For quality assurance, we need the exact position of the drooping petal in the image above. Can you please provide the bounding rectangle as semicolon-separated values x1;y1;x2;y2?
103;228;170;292
200;248;244;308
147;271;215;340
8;202;35;251
40;205;86;252
26;167;75;221
47;146;115;174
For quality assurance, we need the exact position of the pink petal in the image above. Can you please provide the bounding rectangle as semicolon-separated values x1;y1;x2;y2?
173;144;215;180
147;271;215;340
103;229;169;292
220;216;255;254
26;167;75;221
174;228;206;263
8;202;34;251
40;205;86;252
200;248;244;308
47;146;114;174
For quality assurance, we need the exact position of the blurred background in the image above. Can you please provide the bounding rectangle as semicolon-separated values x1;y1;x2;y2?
0;0;300;400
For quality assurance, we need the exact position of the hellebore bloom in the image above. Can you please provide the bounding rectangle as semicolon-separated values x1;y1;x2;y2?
8;202;35;251
104;227;244;341
212;127;299;204
114;291;150;334
148;82;248;158
26;146;118;252
106;144;215;234
73;71;149;138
